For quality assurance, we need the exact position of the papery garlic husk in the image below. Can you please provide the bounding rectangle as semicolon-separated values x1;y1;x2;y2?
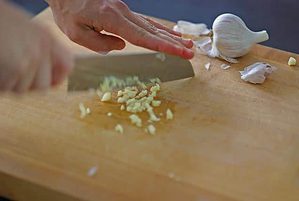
210;13;269;61
173;20;211;40
240;62;276;84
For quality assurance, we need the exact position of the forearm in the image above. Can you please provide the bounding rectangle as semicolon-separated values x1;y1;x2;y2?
0;0;31;25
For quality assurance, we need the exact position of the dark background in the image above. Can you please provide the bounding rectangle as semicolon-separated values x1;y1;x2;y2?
10;0;299;53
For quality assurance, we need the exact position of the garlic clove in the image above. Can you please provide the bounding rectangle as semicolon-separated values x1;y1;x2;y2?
288;57;297;66
211;13;269;59
101;92;112;102
240;62;276;84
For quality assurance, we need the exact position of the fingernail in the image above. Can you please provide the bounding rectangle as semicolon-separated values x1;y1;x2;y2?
184;49;195;59
183;39;193;48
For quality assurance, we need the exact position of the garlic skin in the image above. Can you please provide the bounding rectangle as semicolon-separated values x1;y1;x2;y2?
240;62;276;84
211;13;269;60
173;20;210;36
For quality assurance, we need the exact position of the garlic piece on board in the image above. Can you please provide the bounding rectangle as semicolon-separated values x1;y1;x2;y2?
152;100;161;107
87;166;98;177
210;13;269;60
205;62;211;71
79;103;87;118
115;124;124;134
147;125;156;135
101;92;112;102
129;114;142;127
166;109;174;120
240;62;276;84
220;64;231;70
86;108;91;115
288;57;297;66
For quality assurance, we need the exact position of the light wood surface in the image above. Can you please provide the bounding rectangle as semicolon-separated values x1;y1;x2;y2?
1;8;299;201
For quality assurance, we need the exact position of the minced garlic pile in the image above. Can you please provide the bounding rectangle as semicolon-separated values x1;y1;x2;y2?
80;76;174;135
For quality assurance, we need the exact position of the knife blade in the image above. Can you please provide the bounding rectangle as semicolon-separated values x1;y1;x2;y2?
68;53;194;91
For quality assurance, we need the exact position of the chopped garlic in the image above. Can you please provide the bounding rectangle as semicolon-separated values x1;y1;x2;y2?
150;78;161;84
115;124;124;134
166;108;174;120
86;108;91;114
126;98;137;106
117;90;123;97
87;166;98;177
120;105;125;111
150;91;157;98
129;114;142;127
135;90;148;99
79;103;87;118
127;90;138;98
151;100;161;107
150;84;161;93
107;112;112;117
220;64;231;70
101;92;112;102
288;57;297;66
146;96;154;103
205;62;211;71
147;125;156;135
96;90;102;99
117;96;129;104
147;107;160;122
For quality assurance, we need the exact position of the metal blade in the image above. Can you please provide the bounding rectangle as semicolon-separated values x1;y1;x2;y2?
68;53;194;91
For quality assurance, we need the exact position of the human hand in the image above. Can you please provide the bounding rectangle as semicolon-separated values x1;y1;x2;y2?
47;0;194;59
0;2;73;93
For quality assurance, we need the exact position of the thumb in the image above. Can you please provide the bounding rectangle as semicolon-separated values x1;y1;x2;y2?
72;29;126;53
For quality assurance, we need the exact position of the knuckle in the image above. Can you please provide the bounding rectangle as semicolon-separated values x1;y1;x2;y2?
114;0;129;11
99;4;115;14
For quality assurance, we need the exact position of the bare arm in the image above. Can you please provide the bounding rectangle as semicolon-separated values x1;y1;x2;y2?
0;1;73;93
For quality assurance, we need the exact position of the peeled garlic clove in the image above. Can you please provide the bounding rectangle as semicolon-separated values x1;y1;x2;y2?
288;57;297;66
115;124;124;134
101;92;112;102
211;13;269;59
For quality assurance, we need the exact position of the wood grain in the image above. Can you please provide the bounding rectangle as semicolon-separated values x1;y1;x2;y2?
0;8;299;201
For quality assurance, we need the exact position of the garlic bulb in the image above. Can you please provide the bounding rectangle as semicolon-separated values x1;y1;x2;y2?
210;13;269;60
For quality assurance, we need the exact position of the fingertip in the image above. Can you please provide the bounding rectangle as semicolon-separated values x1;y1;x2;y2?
52;51;74;86
181;38;194;48
183;48;195;60
186;39;194;48
116;39;126;50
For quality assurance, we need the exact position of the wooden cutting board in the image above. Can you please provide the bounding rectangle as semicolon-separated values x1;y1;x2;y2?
0;8;299;201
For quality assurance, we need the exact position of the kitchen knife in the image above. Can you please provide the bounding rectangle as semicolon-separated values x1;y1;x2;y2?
68;52;195;91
